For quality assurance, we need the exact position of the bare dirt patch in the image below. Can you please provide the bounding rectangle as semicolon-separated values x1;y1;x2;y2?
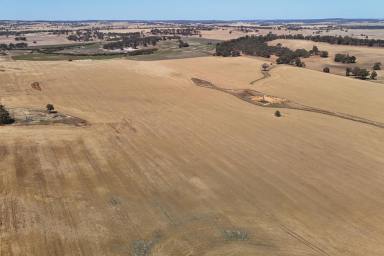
7;107;87;127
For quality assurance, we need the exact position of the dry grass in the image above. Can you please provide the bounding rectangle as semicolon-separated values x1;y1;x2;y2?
268;39;384;82
0;57;384;255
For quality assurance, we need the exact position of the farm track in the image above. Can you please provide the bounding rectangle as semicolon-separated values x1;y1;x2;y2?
192;76;384;129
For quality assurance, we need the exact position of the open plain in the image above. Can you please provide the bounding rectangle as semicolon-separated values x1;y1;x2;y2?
1;55;384;255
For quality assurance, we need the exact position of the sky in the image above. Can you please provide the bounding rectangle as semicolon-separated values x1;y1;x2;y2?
0;0;383;21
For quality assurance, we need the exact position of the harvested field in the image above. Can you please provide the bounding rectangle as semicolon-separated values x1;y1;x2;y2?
268;39;384;82
0;57;384;256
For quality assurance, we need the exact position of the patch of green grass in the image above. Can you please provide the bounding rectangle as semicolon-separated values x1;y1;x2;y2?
12;37;222;61
12;53;124;61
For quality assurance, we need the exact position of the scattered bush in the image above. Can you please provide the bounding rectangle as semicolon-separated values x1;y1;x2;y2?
275;110;282;117
323;67;330;73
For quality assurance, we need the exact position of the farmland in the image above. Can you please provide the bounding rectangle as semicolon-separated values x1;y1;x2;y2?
0;55;384;255
1;19;384;256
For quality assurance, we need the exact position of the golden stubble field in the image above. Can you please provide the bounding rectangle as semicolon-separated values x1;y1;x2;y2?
0;57;384;256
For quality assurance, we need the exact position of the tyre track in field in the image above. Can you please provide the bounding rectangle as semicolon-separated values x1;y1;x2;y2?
191;77;384;129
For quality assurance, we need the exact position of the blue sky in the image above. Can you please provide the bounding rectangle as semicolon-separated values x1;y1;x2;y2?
1;0;383;20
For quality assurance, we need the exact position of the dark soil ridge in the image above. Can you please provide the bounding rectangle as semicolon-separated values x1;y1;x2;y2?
191;78;384;129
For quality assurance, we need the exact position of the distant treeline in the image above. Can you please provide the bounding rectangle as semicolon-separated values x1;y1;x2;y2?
280;34;384;47
216;33;383;64
103;36;162;50
151;28;200;36
216;34;334;67
344;25;384;29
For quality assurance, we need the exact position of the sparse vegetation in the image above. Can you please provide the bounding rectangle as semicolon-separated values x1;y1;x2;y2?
0;105;15;125
275;110;282;117
323;67;330;73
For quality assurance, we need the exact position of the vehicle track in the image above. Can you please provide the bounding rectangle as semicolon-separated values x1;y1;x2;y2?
191;77;384;129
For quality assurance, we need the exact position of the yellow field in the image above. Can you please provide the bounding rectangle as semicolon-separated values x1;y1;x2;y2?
1;57;384;255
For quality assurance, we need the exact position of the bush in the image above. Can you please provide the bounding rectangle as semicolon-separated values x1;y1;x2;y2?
373;62;382;70
262;63;270;71
0;105;15;125
323;67;330;73
178;40;189;48
319;51;329;58
46;104;55;113
274;110;282;117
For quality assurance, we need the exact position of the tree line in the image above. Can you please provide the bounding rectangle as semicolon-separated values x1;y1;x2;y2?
279;34;384;47
215;34;328;67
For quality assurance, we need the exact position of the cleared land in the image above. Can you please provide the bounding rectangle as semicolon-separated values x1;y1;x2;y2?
0;56;384;256
268;39;384;82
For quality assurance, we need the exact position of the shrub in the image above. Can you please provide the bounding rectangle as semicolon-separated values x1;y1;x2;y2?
275;110;282;117
373;62;382;70
319;51;329;58
262;63;270;71
0;105;15;125
323;67;330;73
46;104;55;113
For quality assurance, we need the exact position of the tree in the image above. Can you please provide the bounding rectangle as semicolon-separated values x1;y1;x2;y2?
355;69;370;80
373;62;382;70
274;110;282;117
0;105;14;125
371;71;378;80
312;45;319;55
323;67;330;73
335;53;356;63
46;104;55;113
262;63;270;71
